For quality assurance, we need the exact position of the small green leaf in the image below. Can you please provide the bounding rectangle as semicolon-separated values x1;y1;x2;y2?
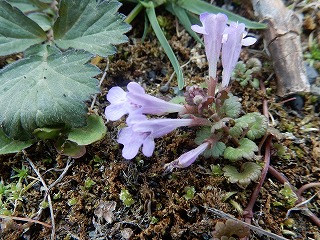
145;1;184;89
68;114;107;145
33;127;62;140
203;142;226;158
224;138;258;161
223;162;262;188
55;139;86;158
0;46;100;140
195;127;211;145
0;1;47;56
53;0;131;57
230;112;268;140
244;112;268;140
220;94;241;118
179;0;267;29
183;186;196;200
120;189;135;207
0;128;33;155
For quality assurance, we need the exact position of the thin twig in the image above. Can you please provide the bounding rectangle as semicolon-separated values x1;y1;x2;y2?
49;157;74;189
0;214;52;228
90;58;109;110
23;151;56;240
206;207;288;240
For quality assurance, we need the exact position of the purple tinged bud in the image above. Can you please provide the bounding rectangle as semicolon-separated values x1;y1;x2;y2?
164;142;210;171
191;13;228;79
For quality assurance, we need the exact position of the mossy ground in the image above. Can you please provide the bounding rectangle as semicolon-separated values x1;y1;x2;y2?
0;1;319;239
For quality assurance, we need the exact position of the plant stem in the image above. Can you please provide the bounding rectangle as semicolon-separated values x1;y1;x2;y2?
125;2;144;24
243;135;272;222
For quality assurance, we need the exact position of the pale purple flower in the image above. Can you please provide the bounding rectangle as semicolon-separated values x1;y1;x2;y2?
105;82;186;121
221;22;257;87
191;13;228;79
118;114;194;160
164;142;210;171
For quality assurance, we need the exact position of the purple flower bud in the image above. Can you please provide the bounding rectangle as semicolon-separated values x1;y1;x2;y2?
105;82;186;121
221;22;257;87
164;142;209;171
191;13;228;79
118;115;194;160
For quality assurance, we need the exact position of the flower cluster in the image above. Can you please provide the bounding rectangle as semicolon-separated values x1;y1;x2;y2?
191;13;256;87
105;12;257;170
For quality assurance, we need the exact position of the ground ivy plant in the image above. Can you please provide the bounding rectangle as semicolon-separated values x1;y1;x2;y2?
105;12;268;187
0;0;131;156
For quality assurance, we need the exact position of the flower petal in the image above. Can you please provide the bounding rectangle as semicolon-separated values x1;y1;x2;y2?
241;36;257;46
105;103;128;121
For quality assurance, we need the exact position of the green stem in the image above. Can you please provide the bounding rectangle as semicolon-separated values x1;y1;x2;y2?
125;2;144;24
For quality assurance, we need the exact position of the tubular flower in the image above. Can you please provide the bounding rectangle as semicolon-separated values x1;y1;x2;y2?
191;13;228;79
221;22;256;87
164;142;210;171
118;114;195;160
105;82;186;121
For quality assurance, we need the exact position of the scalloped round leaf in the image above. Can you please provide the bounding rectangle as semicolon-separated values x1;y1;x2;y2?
0;47;100;140
223;138;258;161
245;112;268;140
0;1;47;56
0;128;33;155
55;138;86;159
223;162;262;188
68;114;107;145
53;0;131;57
220;94;241;118
203;141;226;158
195;127;212;145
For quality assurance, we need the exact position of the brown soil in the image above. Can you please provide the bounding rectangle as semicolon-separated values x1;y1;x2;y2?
0;1;319;240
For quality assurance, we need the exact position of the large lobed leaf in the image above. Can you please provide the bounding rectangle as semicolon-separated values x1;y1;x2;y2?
0;1;47;56
0;46;100;140
53;0;131;57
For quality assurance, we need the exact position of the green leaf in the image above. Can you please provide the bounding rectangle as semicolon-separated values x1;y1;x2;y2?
145;1;184;89
68;114;107;145
223;162;262;188
33;127;62;140
203;141;226;158
230;112;268;140
220;94;241;118
0;128;33;154
55;138;86;158
0;46;100;140
165;3;203;44
0;1;47;56
53;0;131;57
224;138;258;161
178;0;267;29
195;127;212;145
28;12;53;31
5;0;52;13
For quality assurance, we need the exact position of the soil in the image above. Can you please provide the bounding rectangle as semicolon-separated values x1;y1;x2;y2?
0;1;319;240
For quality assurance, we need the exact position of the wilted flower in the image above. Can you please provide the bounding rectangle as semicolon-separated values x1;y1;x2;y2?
105;82;186;121
191;13;228;79
164;142;210;171
118;114;195;159
221;22;257;87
